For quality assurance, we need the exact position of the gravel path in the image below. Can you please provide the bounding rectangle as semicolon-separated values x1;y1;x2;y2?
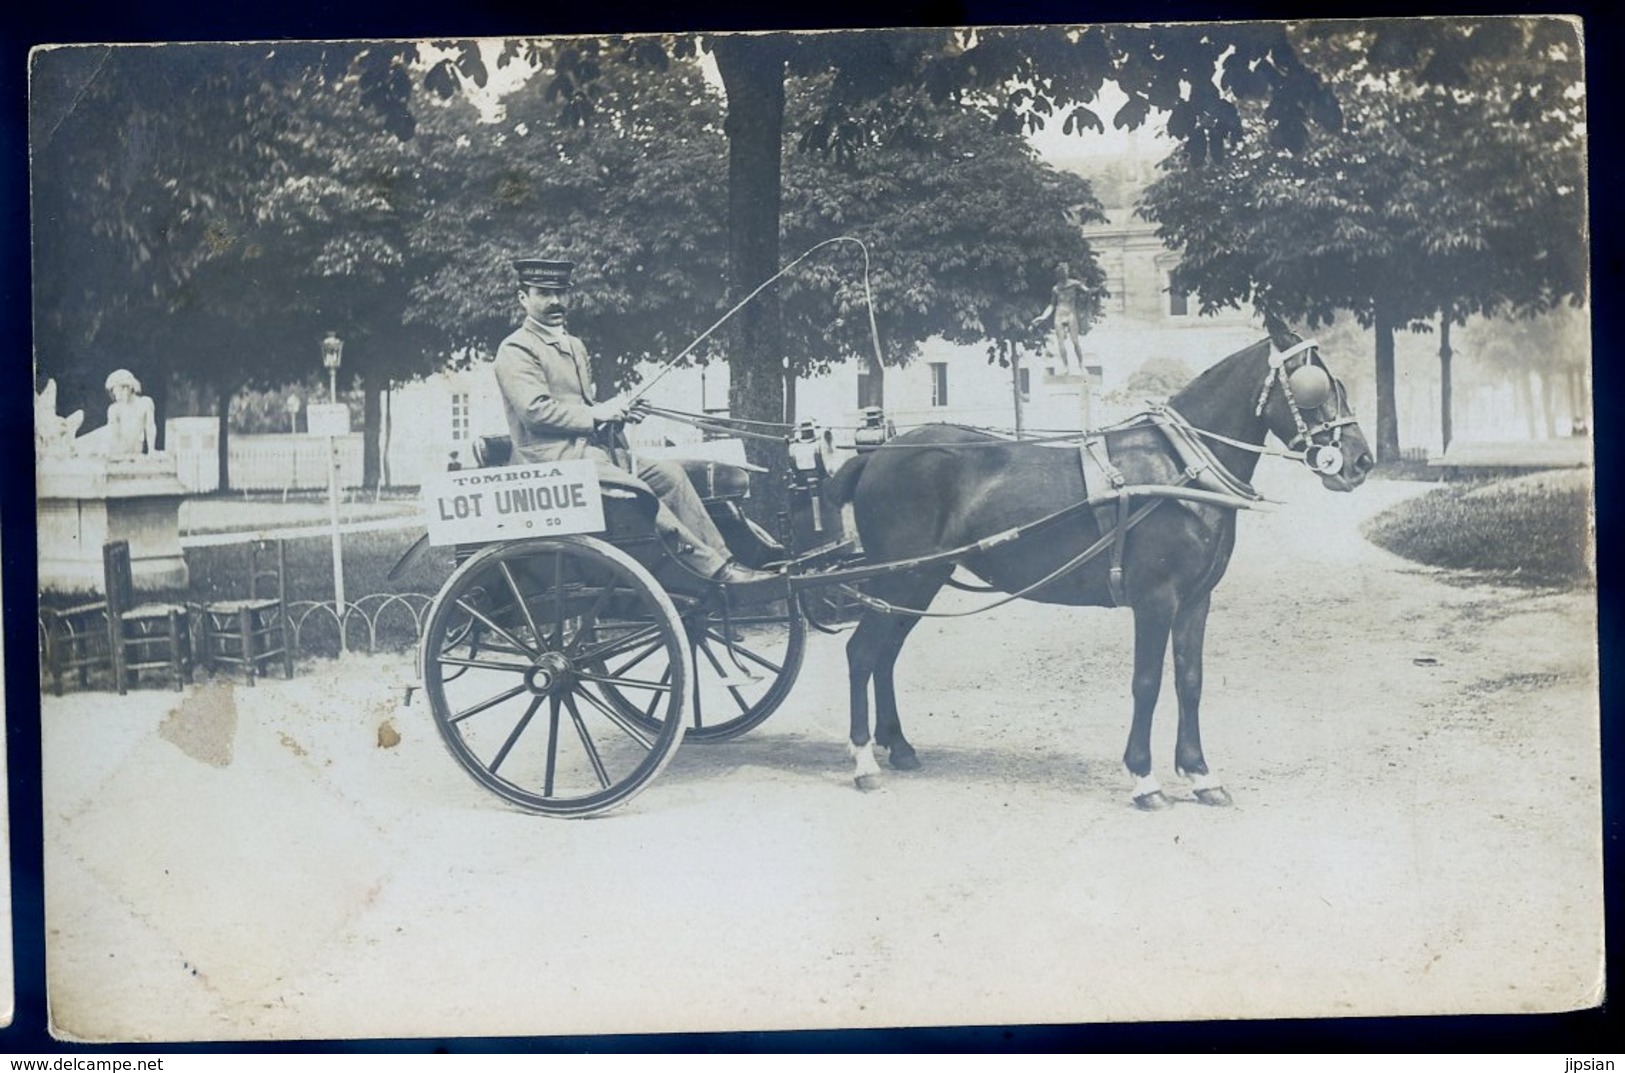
42;458;1602;1042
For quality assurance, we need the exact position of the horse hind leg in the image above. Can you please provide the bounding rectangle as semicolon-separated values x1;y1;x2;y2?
845;566;949;788
846;609;889;791
1171;592;1232;807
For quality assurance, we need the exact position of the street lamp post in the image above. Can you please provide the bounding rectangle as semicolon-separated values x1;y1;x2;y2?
322;331;344;404
319;333;347;653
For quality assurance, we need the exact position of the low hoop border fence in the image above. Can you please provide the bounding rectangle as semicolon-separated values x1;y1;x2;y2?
38;589;437;693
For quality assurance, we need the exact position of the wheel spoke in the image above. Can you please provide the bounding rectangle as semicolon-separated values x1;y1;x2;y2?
498;561;542;646
643;665;672;721
455;597;540;659
543;695;561;797
703;629;783;674
449;682;531;725
489;695;544;775
572;684;656;751
565;580;620;657
540;554;561;648
696;638;753;715
437;654;533;675
691;655;705;728
575;670;674;694
574;623;664;666
563;693;610;789
608;638;665;679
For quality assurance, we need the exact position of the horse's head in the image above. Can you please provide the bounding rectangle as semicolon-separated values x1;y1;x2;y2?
1255;338;1373;491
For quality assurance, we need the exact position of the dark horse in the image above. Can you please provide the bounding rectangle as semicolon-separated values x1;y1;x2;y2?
825;335;1374;808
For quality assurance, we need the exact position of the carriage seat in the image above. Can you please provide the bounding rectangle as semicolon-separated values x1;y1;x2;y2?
473;434;757;504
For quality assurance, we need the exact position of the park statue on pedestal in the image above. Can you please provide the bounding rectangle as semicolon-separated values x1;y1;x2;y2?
1031;262;1089;376
35;373;188;593
104;369;157;456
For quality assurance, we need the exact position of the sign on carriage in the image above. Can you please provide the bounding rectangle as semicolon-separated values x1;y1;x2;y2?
421;460;605;546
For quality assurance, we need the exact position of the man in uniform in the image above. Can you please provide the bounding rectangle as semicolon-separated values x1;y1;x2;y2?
493;258;774;585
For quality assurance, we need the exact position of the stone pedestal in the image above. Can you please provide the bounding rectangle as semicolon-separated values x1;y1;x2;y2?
37;454;189;594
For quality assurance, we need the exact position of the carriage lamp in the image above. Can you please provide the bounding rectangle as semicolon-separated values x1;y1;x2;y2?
788;421;828;476
322;331;344;403
854;406;893;452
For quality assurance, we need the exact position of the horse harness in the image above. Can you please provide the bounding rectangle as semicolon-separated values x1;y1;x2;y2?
1079;406;1264;607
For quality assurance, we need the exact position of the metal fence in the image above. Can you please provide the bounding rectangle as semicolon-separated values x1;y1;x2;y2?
39;588;437;694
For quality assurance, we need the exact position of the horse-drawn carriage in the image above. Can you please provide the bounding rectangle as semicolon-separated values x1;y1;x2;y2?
416;335;1372;817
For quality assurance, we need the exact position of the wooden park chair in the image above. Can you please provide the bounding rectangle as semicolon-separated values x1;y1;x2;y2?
195;539;293;685
44;540;191;695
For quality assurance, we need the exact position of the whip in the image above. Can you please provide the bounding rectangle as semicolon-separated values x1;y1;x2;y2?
626;236;885;405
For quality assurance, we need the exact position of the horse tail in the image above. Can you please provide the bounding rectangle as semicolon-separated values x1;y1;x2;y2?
826;453;871;507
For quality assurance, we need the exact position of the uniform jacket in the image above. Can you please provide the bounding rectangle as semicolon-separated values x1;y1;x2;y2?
493;317;614;466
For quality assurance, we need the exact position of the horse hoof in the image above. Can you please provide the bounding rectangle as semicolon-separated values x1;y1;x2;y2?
1133;791;1173;811
1194;786;1233;807
855;774;883;793
887;748;920;771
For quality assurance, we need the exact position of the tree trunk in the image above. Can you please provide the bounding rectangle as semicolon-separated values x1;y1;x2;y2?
382;380;393;487
860;348;885;408
715;35;790;509
1439;316;1453;453
1514;371;1538;439
1373;302;1401;462
1010;345;1025;439
1539;369;1558;438
715;39;788;431
362;373;382;491
215;383;234;493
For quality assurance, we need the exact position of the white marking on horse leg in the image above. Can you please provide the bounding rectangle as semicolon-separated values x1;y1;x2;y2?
850;742;882;787
1132;772;1162;800
1187;769;1222;792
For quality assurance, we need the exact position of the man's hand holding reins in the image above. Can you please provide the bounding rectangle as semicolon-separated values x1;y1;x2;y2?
589;394;652;425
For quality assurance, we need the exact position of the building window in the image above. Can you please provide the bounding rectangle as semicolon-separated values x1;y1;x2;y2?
929;363;949;407
1169;274;1189;317
856;370;873;408
1017;367;1032;400
450;392;470;442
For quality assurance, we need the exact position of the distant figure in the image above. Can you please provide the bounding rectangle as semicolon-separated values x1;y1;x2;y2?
104;369;157;455
447;450;464;471
1031;262;1089;375
1571;417;1589;438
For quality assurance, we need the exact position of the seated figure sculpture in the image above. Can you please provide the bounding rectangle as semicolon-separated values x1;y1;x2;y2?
105;369;157;456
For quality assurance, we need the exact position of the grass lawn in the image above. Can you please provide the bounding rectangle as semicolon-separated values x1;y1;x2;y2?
185;528;452;605
179;491;421;535
1362;469;1594;588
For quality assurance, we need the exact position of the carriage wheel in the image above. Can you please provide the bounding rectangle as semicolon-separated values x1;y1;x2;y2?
421;536;691;818
595;595;806;743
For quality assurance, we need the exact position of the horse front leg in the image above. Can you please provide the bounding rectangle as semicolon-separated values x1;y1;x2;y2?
1125;597;1174;810
845;567;947;788
1172;592;1232;806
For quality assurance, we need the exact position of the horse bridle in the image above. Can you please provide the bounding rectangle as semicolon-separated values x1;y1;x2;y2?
1254;338;1359;475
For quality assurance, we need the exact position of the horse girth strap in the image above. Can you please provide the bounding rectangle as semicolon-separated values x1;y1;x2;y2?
1079;435;1134;606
